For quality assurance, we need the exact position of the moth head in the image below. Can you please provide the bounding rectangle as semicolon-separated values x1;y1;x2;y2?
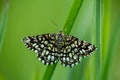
56;31;64;42
58;31;64;35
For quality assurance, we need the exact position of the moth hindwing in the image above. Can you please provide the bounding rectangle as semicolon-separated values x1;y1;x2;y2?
22;31;96;67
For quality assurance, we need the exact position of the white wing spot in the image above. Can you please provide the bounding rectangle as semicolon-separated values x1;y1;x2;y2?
47;55;51;60
63;57;66;61
66;57;69;61
80;50;83;54
82;49;86;53
35;45;39;48
71;64;74;67
32;43;37;47
45;51;49;55
88;45;92;50
73;55;78;59
38;57;41;61
41;44;44;48
42;60;45;64
50;62;53;65
46;62;49;65
34;50;38;53
51;56;54;61
44;41;48;45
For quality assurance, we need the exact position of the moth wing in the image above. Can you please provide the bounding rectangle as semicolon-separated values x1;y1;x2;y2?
22;33;59;65
59;35;96;67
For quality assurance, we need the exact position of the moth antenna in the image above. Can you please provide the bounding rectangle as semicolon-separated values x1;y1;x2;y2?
51;20;63;31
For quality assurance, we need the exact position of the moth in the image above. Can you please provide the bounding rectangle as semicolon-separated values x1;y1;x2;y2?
22;31;96;67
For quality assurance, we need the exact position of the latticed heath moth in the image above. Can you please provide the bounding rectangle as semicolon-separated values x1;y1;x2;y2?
22;31;96;67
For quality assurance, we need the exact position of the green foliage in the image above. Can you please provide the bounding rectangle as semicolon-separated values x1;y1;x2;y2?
0;0;9;53
0;0;120;80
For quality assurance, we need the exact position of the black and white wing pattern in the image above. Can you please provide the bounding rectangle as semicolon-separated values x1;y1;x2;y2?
59;35;96;67
22;31;96;67
22;33;59;65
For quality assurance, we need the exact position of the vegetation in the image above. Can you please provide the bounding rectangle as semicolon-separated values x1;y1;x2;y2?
0;0;120;80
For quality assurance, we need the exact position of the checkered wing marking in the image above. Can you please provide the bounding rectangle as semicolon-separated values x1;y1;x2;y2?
59;35;96;67
22;33;59;65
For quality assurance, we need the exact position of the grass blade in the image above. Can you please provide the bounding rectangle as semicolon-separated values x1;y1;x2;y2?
101;1;120;79
42;64;57;80
0;0;9;54
101;0;111;80
96;0;101;80
63;0;83;34
42;0;83;80
69;0;96;79
102;27;120;80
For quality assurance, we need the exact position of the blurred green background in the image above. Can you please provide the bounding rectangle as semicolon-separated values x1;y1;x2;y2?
0;0;120;80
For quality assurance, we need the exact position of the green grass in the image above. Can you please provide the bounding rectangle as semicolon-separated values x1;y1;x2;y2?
42;64;57;80
42;1;83;80
102;0;120;80
63;0;83;34
0;0;9;54
0;0;120;80
96;0;101;80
